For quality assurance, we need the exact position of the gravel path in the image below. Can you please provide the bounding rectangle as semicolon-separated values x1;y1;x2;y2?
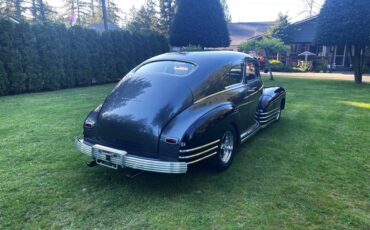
263;72;370;83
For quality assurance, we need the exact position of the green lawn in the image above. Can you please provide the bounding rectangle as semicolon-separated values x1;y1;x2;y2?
0;77;369;229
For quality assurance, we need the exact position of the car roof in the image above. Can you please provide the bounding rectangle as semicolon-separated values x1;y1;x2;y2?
136;51;255;101
145;51;252;66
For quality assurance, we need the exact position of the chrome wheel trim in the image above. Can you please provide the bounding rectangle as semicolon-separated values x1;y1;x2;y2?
220;131;234;164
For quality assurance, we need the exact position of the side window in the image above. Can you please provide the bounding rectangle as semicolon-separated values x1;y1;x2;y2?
223;65;243;88
245;60;258;81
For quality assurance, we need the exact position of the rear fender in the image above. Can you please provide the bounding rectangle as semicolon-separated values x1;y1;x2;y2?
159;101;237;159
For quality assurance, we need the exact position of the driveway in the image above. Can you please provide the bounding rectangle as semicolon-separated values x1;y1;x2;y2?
263;72;370;83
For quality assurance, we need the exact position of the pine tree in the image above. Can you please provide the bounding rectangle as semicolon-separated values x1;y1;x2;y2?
106;0;121;24
158;0;176;36
63;0;91;26
266;13;293;44
170;0;230;48
220;0;231;22
126;5;155;33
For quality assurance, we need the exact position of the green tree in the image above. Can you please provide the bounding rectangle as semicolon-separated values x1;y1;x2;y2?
34;24;65;90
266;13;293;44
316;0;370;84
239;37;289;80
0;19;27;93
70;26;92;85
158;0;176;36
220;0;231;22
15;22;42;91
126;5;155;33
0;61;8;95
170;0;230;48
63;0;91;26
106;0;121;24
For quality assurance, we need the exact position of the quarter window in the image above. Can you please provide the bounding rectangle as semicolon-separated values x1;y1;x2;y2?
223;65;243;88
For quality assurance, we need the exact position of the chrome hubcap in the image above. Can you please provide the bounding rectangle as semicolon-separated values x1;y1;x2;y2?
220;131;234;163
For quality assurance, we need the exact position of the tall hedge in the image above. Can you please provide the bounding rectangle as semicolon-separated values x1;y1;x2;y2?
0;19;169;96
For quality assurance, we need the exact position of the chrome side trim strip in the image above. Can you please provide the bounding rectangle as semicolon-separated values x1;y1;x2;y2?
259;114;279;125
179;146;218;159
187;152;217;165
179;139;220;153
238;100;255;107
240;122;259;139
241;125;261;143
256;111;280;120
195;84;244;104
257;107;280;115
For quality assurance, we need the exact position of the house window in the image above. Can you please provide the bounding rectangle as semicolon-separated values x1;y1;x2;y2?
334;45;346;66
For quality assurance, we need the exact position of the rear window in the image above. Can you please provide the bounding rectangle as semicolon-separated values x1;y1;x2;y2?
135;61;196;76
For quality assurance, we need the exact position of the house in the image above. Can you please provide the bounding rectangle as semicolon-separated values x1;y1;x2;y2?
247;16;370;70
227;22;274;51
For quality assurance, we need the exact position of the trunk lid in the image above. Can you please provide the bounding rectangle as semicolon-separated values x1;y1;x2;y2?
96;73;193;154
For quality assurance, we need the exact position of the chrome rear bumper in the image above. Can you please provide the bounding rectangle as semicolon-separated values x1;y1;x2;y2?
75;139;187;174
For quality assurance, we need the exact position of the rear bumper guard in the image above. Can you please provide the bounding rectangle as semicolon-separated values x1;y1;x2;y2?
75;139;187;174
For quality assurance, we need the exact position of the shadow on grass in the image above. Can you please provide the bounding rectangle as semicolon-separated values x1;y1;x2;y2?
74;115;308;202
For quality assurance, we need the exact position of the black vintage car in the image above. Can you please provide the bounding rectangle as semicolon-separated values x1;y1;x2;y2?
76;51;286;174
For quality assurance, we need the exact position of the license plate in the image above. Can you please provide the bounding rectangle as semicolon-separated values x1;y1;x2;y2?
92;144;127;170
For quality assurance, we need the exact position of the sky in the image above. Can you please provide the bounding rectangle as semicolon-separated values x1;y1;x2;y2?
47;0;324;23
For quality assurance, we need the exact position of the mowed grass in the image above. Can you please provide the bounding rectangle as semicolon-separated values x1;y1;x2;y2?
0;77;369;229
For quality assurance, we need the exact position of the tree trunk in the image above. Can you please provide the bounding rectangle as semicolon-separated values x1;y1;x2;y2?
15;0;22;18
265;52;274;80
91;0;95;19
31;0;37;20
268;66;274;80
353;45;364;84
38;0;46;21
77;0;81;25
101;0;108;30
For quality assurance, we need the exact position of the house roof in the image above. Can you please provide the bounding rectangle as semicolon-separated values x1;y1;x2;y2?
246;16;319;44
290;16;318;43
228;22;274;46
